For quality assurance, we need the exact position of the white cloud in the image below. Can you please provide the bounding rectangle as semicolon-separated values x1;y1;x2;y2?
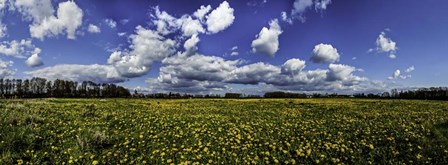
107;26;177;78
376;32;396;52
183;34;200;55
290;0;332;23
27;1;83;40
0;39;38;58
388;69;404;80
251;19;282;57
315;0;332;11
405;65;415;73
152;7;177;35
147;49;371;93
88;24;101;33
120;19;129;25
281;11;293;24
25;64;126;83
152;7;205;36
310;43;340;63
151;2;234;36
117;32;126;37
25;53;43;67
206;1;235;34
0;22;6;38
0;0;6;38
0;0;6;9
227;62;281;84
0;59;14;78
327;64;358;81
13;0;54;23
292;0;313;16
105;19;117;28
193;5;211;21
389;54;396;59
282;58;306;75
374;31;397;59
179;16;205;36
230;46;238;56
388;69;411;80
162;53;240;82
146;53;240;92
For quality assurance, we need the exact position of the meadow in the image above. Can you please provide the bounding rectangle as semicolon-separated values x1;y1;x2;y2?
1;98;447;164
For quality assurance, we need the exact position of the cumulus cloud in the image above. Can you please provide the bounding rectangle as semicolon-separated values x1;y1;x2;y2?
13;0;54;23
0;59;15;78
388;67;414;80
327;64;361;82
227;62;281;84
107;26;177;78
15;0;84;40
388;65;415;80
251;19;282;57
0;0;5;38
153;8;206;36
292;0;313;16
281;58;306;75
106;2;234;79
183;34;200;55
0;0;6;9
151;1;234;37
25;53;43;67
376;32;396;52
0;39;39;58
315;0;332;11
146;53;240;92
388;69;406;80
147;50;369;93
179;16;205;36
205;1;235;34
25;64;126;83
104;19;117;28
281;11;293;24
193;5;212;21
374;31;397;59
88;24;101;33
291;0;332;22
310;43;340;64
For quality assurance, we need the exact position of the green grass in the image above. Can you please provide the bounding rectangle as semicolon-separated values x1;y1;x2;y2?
1;98;447;164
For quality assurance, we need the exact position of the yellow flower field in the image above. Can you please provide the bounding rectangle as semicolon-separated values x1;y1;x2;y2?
1;98;447;164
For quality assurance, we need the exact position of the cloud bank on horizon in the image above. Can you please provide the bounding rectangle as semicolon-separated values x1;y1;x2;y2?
0;0;447;94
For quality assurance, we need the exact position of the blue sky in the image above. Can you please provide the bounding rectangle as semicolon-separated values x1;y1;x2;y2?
0;0;447;94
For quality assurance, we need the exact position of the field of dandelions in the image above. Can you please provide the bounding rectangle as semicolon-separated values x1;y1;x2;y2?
1;98;447;164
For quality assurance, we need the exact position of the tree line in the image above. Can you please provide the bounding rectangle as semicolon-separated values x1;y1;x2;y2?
139;89;448;100
388;87;448;100
0;77;130;98
1;77;446;100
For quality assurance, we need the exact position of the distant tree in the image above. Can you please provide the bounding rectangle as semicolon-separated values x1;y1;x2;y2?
225;93;242;98
381;92;390;98
16;79;23;97
0;78;4;97
23;79;30;97
264;91;307;98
